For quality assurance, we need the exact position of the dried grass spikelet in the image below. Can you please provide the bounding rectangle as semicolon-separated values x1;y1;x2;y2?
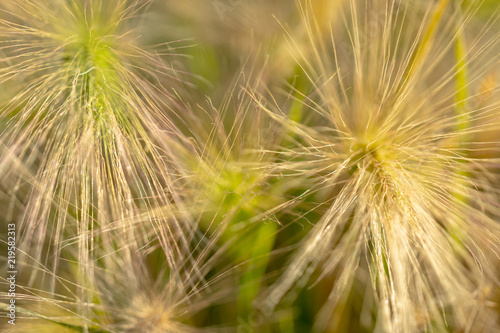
84;240;234;333
0;0;193;309
0;222;234;333
103;250;234;332
252;0;500;331
181;75;294;233
174;71;309;316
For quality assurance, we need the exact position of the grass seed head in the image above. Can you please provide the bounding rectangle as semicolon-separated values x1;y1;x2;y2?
0;0;195;320
256;0;500;331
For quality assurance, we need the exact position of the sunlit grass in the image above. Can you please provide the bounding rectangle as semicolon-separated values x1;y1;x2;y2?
0;0;499;332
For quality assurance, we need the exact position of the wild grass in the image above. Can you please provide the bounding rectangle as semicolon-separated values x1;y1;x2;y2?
0;0;499;332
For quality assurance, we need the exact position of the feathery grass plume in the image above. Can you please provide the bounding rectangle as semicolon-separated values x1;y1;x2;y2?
0;219;236;333
174;70;307;319
252;0;500;331
0;0;196;319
